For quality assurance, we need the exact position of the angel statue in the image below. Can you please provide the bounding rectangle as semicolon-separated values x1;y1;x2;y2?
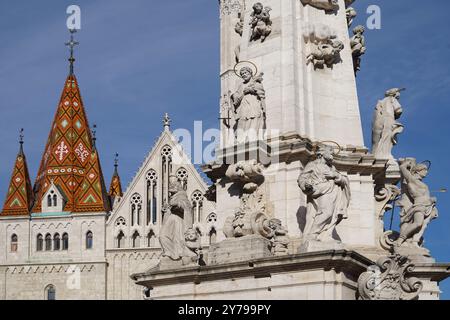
396;158;438;248
231;66;266;142
306;38;344;69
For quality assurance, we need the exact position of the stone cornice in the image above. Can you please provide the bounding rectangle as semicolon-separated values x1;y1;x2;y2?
131;250;373;288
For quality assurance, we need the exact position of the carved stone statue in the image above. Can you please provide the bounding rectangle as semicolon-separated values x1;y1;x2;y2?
372;88;405;160
396;158;438;248
267;219;290;256
346;7;357;27
298;146;351;242
357;254;423;300
350;25;366;74
183;228;204;266
234;16;244;62
159;175;195;262
300;0;339;12
231;67;266;142
306;38;344;69
249;3;272;42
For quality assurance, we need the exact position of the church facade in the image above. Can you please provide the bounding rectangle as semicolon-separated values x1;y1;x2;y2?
0;63;216;300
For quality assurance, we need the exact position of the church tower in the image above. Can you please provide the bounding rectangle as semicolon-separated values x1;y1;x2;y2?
0;30;109;300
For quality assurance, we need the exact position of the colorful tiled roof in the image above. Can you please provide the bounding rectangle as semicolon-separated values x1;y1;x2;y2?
1;139;33;216
32;74;110;213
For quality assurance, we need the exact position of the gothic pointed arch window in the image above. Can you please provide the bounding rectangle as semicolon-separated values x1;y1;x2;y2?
45;233;52;251
161;146;173;206
11;234;18;252
47;194;52;207
117;231;125;249
37;234;43;252
176;167;188;190
62;233;69;251
132;231;141;248
130;194;143;226
146;170;158;225
86;231;93;250
147;230;157;247
52;194;57;207
45;285;56;301
53;233;61;251
191;191;204;224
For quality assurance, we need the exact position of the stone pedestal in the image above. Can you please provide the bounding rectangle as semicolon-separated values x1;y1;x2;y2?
208;235;273;265
299;240;345;253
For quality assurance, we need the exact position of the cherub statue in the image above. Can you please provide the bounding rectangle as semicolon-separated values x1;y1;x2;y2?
396;158;438;248
306;38;344;69
183;228;203;266
350;25;366;73
249;3;272;42
346;7;357;27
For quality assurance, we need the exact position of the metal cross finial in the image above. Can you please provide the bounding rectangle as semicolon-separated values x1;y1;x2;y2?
163;113;171;131
114;153;119;175
65;29;79;75
19;128;24;155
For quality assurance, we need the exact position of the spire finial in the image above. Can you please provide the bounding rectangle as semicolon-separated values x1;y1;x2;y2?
92;124;97;148
19;128;24;155
163;113;171;131
114;153;119;175
65;29;79;75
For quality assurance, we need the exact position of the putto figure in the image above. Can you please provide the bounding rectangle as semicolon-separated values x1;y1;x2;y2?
372;88;405;160
350;25;366;74
231;66;266;142
159;175;195;262
396;158;438;248
298;146;351;242
249;3;272;42
306;38;344;69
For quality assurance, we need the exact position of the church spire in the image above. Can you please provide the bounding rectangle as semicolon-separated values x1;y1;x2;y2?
65;29;79;75
109;153;123;199
1;129;33;216
32;34;110;214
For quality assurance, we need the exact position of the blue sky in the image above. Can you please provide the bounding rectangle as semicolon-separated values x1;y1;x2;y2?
0;0;449;299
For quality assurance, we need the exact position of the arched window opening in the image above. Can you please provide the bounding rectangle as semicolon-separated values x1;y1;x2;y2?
132;231;141;248
191;191;204;224
147;230;157;247
11;234;18;252
45;234;52;251
53;233;61;251
209;228;217;245
176;168;188;190
62;233;69;251
45;285;56;301
86;231;93;249
47;194;52;207
37;234;43;252
117;231;125;249
52;194;57;207
146;170;158;225
131;194;142;226
161;146;173;208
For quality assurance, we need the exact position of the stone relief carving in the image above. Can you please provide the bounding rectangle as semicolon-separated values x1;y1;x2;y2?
375;184;401;219
357;254;423;300
159;175;198;264
303;23;343;69
306;38;344;69
346;7;357;27
396;158;438;248
298;146;351;243
231;65;266;142
350;25;366;74
220;0;243;16
300;0;339;12
267;218;290;256
234;13;244;62
372;88;405;160
249;3;272;43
